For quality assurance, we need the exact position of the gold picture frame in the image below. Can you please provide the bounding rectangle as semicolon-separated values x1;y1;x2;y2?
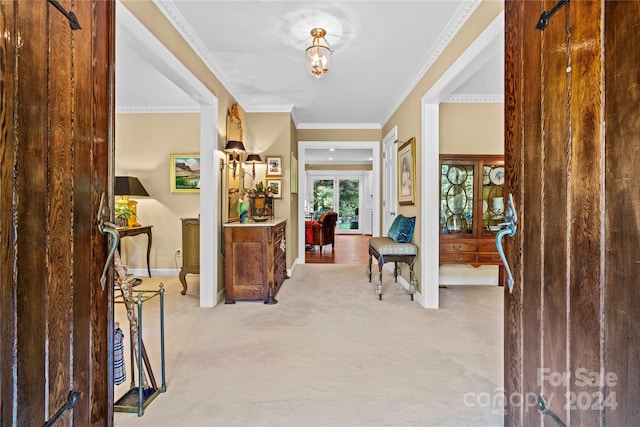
290;152;298;193
265;155;283;177
170;154;200;193
398;138;415;205
266;179;282;198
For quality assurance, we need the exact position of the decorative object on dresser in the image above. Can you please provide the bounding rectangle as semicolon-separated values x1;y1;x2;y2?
439;154;505;282
367;214;417;301
223;219;287;304
179;218;199;295
246;181;276;220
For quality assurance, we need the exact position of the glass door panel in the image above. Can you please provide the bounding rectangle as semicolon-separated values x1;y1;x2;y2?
312;178;334;219
337;178;360;233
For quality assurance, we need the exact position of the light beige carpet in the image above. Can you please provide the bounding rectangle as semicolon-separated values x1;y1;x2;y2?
114;264;503;427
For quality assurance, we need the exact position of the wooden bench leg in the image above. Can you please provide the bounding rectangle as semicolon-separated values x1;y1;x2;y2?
367;250;373;282
393;262;399;282
409;262;416;301
377;262;383;300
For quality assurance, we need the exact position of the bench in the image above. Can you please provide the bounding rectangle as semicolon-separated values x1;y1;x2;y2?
367;214;417;300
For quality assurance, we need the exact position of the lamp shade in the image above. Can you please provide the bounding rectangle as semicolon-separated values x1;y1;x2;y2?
115;176;149;197
224;140;246;152
245;154;262;163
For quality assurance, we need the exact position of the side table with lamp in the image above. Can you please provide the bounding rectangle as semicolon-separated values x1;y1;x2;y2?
116;176;153;277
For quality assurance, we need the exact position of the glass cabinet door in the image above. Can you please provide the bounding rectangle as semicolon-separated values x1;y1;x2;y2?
481;163;505;235
439;156;505;238
440;163;475;234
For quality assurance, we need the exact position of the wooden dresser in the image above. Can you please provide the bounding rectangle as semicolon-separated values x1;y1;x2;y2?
439;155;504;272
223;219;287;304
179;218;199;295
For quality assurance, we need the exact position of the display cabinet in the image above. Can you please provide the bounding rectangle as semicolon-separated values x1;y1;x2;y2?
439;154;504;268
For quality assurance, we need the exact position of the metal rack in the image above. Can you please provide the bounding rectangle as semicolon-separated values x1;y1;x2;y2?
114;284;166;416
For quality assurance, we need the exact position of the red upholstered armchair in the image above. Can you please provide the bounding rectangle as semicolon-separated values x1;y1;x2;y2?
305;211;338;253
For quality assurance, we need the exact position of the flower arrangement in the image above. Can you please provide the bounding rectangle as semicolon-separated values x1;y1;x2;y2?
245;181;277;198
115;205;136;227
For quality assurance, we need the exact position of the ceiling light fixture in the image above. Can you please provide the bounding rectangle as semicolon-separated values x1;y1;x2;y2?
306;28;332;79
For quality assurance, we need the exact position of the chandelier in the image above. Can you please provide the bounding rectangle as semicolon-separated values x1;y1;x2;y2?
305;28;332;79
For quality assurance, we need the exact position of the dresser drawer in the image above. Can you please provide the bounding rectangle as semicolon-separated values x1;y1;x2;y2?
440;253;476;264
477;253;502;264
440;241;478;253
478;240;498;253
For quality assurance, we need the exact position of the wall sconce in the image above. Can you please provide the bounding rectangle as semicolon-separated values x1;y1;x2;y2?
223;140;246;179
245;154;262;180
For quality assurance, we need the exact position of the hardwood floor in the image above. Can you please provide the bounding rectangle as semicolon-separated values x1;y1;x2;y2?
305;234;371;264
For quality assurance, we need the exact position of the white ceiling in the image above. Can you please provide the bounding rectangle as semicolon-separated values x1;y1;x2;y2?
116;0;504;130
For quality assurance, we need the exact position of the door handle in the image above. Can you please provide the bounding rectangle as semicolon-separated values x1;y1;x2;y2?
97;193;120;290
495;194;517;292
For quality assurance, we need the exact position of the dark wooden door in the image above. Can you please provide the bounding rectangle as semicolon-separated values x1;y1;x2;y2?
504;0;640;425
1;1;114;425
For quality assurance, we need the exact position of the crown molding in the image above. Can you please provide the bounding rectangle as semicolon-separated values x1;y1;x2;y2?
154;0;235;102
443;94;504;103
297;123;382;130
116;106;201;114
380;0;482;125
243;104;295;113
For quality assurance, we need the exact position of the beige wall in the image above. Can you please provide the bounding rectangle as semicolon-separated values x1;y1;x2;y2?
381;0;504;292
245;112;298;267
439;103;504;154
115;113;200;272
297;128;382;142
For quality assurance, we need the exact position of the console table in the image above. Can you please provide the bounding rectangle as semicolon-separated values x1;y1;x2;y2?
223;219;287;304
117;225;153;277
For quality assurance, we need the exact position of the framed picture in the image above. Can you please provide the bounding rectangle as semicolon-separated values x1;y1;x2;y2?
265;155;283;177
290;152;298;193
170;154;200;193
398;138;415;205
266;179;282;199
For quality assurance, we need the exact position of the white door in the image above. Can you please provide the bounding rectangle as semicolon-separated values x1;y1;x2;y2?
383;129;398;233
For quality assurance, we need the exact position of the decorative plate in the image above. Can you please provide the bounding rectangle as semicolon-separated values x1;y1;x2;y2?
483;166;491;185
489;167;505;185
483;200;488;213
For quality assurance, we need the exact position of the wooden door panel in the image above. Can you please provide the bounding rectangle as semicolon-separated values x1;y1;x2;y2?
503;0;524;425
520;0;544;425
506;0;640;425
0;1;114;425
604;1;640;425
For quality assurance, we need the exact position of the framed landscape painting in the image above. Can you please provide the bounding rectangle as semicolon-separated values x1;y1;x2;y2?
266;179;282;198
170;154;200;193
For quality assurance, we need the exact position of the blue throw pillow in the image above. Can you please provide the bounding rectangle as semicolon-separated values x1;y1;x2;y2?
388;215;416;243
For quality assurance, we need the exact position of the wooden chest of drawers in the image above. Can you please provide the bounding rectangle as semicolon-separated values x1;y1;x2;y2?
223;219;287;304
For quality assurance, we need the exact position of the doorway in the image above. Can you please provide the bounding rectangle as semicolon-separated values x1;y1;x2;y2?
309;173;363;234
298;141;381;264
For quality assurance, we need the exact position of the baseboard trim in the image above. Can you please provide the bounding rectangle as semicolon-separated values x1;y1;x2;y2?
127;268;180;277
439;275;498;286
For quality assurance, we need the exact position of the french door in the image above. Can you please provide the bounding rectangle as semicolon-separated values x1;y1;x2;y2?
309;173;363;234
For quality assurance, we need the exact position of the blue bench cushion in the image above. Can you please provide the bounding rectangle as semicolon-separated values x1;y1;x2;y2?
387;214;416;243
369;237;418;256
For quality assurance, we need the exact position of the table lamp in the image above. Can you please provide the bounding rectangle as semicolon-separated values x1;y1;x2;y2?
115;176;150;227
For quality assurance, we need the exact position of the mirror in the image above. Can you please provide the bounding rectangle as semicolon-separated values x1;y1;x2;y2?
226;103;244;222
